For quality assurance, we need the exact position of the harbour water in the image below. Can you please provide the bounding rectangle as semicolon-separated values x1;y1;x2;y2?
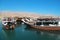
0;20;60;40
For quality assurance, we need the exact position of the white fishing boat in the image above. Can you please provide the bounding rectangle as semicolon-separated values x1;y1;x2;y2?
22;17;60;31
2;17;16;29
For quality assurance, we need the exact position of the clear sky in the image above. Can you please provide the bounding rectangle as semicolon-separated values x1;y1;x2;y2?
0;0;60;16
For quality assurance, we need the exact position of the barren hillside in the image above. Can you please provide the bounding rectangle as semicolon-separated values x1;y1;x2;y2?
0;11;59;18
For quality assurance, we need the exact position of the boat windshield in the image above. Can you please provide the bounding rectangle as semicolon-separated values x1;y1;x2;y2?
3;19;6;21
8;18;12;21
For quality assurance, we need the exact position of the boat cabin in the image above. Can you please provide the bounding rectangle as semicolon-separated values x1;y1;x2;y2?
35;18;60;26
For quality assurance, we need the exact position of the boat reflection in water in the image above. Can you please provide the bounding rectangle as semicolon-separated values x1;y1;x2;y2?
25;24;60;34
1;23;60;40
25;25;60;40
2;29;16;40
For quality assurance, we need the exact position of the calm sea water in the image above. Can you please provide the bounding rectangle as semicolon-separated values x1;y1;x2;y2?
0;20;60;40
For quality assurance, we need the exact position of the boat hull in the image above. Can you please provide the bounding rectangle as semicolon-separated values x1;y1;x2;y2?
30;25;60;31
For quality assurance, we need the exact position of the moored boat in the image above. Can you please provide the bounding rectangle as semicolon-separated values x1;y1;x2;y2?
24;17;60;31
16;17;22;24
2;17;16;29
